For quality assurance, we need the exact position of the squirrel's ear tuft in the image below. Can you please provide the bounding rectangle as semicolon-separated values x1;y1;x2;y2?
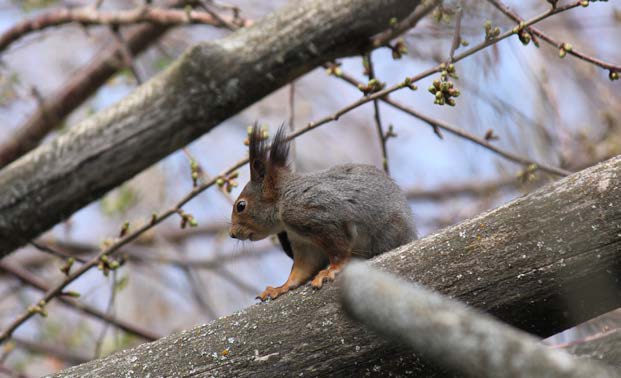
249;122;268;182
269;124;290;169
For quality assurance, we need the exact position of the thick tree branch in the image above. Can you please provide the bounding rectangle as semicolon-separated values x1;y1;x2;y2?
341;262;618;378
52;155;621;377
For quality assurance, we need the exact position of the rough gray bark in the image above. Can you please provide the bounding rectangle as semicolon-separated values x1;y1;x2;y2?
0;0;421;258
52;156;621;377
341;262;619;378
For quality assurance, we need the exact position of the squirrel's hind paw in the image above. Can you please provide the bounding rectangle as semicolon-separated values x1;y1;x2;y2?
310;265;341;289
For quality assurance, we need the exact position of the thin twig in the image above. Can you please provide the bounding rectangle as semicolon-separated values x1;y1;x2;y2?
364;52;390;173
335;71;571;176
288;81;297;168
29;241;87;264
197;0;240;31
487;0;621;73
94;270;118;358
448;2;463;62
371;0;440;47
0;5;250;52
0;261;159;341
13;336;89;365
110;27;143;84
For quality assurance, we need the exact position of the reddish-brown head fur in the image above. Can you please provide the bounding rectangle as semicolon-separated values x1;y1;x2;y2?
229;124;290;241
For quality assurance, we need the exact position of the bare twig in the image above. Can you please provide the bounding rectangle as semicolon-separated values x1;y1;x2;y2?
405;176;538;201
335;71;571;176
29;241;87;264
0;5;250;53
13;336;89;365
364;52;390;173
93;271;118;358
487;0;621;74
371;0;440;47
448;2;463;62
0;261;159;341
110;27;143;84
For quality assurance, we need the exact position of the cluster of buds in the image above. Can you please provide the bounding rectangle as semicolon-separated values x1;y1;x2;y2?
428;64;460;106
432;7;454;24
517;163;538;183
559;42;572;58
512;22;534;46
244;125;268;146
177;209;198;229
390;39;408;60
610;70;619;81
60;257;75;276
358;78;385;95
216;171;239;193
98;255;120;277
484;20;501;41
190;160;200;187
325;62;342;77
28;300;48;318
402;77;418;91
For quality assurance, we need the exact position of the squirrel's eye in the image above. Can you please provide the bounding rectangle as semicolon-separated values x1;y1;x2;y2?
236;200;247;213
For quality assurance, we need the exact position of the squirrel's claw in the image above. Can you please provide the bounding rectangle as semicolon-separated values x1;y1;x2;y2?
257;285;290;301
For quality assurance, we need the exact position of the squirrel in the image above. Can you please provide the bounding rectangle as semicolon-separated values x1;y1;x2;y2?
229;124;417;301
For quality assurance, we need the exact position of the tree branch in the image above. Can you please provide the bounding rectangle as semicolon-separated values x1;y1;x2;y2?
341;262;618;378
0;261;159;341
51;155;621;377
0;5;248;53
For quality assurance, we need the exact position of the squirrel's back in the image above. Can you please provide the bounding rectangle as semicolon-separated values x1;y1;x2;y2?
280;163;416;258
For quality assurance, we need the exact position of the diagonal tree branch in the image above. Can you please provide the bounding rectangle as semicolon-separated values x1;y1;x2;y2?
50;155;621;377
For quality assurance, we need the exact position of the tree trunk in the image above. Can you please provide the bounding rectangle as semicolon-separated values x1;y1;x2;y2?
0;0;421;258
51;155;621;377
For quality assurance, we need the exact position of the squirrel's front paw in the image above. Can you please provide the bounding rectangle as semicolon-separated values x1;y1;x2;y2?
256;285;289;301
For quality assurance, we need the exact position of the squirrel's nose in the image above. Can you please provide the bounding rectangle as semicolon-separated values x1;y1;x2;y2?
229;231;237;239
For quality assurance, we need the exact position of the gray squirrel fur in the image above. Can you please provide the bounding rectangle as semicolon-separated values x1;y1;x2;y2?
230;124;416;300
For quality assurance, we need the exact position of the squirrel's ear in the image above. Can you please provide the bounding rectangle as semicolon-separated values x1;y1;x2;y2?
248;123;268;183
268;124;290;169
